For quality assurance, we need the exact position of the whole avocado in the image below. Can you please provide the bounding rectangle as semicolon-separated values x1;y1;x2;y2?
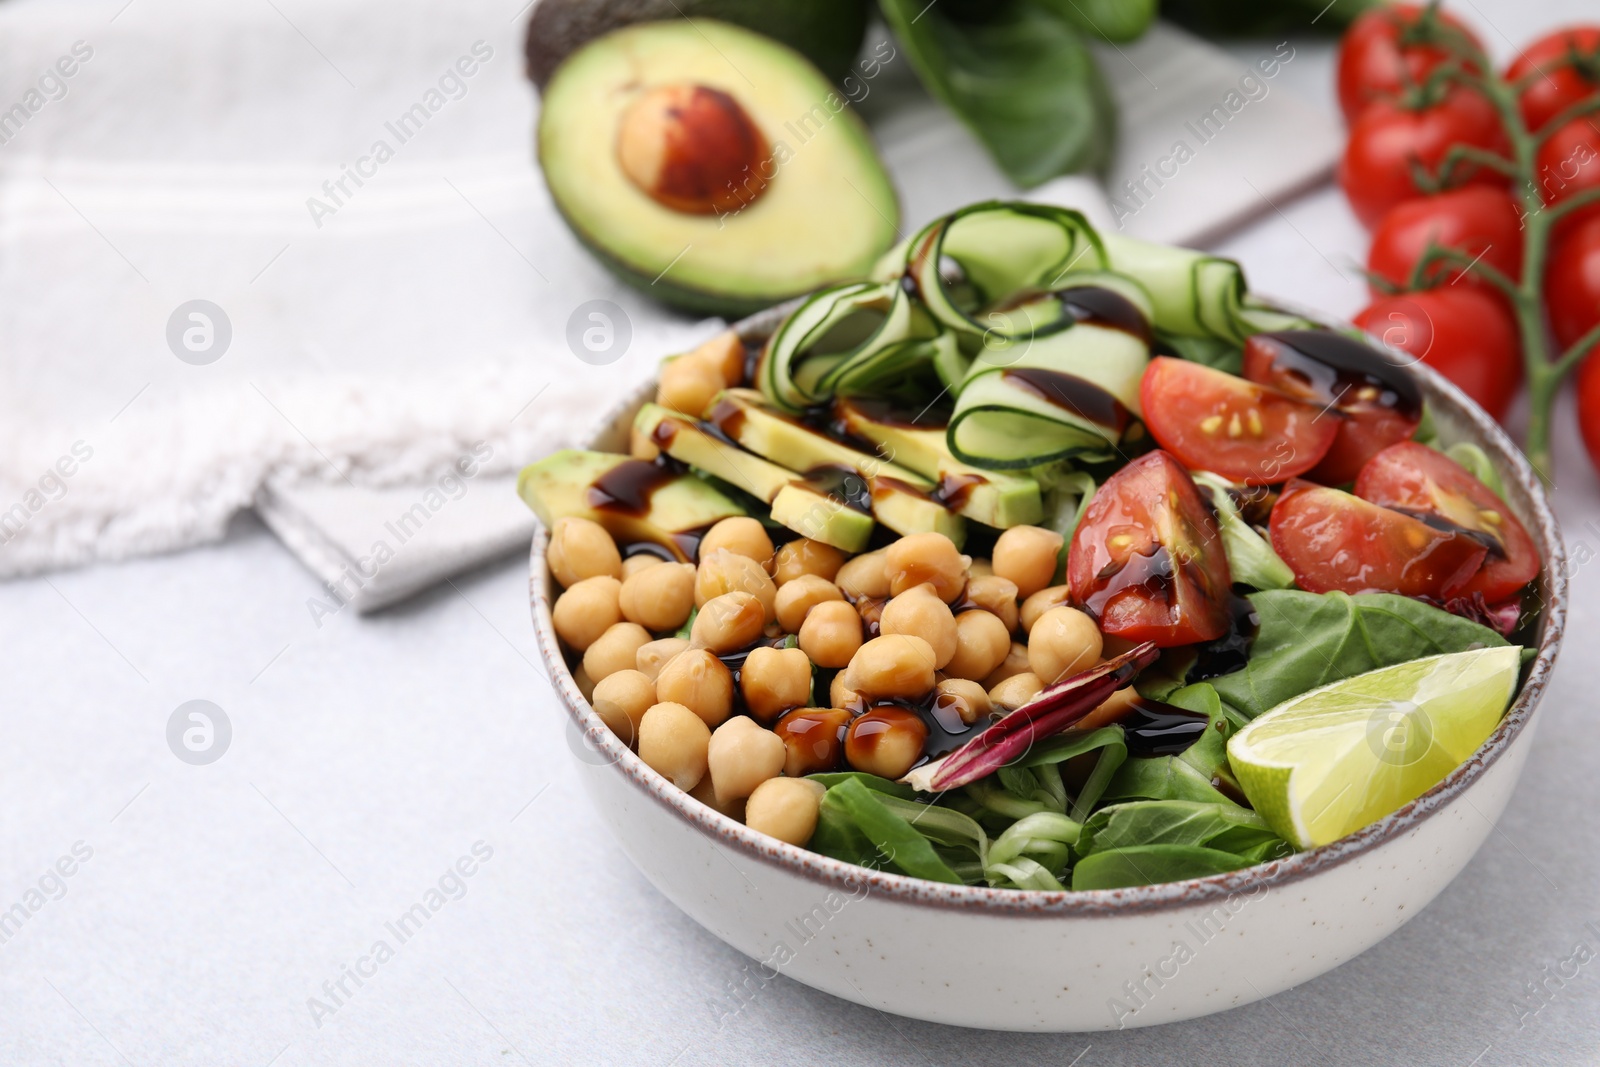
524;0;871;88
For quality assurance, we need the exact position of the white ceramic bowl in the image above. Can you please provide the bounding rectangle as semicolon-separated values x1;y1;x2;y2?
528;307;1566;1032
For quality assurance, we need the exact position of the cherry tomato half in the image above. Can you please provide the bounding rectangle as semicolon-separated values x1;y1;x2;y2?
1337;4;1485;122
1339;88;1509;230
1505;26;1600;132
1269;479;1487;598
1067;450;1232;647
1242;330;1423;484
1367;187;1523;294
1354;441;1538;601
1546;211;1600;357
1138;357;1340;486
1352;288;1522;421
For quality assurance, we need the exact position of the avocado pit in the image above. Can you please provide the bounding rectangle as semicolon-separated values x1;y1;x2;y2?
615;83;771;215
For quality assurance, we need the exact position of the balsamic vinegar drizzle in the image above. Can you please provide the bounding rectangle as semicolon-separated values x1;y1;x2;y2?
1253;329;1423;418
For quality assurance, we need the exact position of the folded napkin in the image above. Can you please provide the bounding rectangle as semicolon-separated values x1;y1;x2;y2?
0;0;1340;607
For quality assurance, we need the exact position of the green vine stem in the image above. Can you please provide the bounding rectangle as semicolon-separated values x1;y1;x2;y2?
1400;11;1600;481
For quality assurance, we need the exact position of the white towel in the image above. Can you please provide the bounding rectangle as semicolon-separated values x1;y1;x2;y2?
0;0;1340;608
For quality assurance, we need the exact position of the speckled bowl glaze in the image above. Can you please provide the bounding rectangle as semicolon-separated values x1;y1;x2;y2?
529;304;1566;1032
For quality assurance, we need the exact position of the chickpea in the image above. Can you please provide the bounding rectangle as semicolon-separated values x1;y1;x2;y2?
1077;686;1142;732
688;329;746;386
582;622;653;682
830;669;864;711
695;548;777;622
572;663;596;702
845;706;928;779
879;583;957;669
989;671;1043;711
772;538;847;585
552;575;622;651
690;592;766;654
657;355;722;417
745;777;826;846
775;574;844;633
992;525;1065;598
654;648;734;727
621;554;664;579
638;701;711;791
981;641;1032;690
855;596;886;638
707;716;787;806
619;561;696;631
741;645;812;722
547;516;623;588
591;669;655;744
942;610;1012;681
636;637;690;682
799;599;863;669
884;532;968;600
699;517;774;566
1028;605;1103;685
961;575;1020;633
934;678;992;725
689;774;746;820
774;707;849;776
1020;584;1073;633
848;634;937;700
835;547;891;600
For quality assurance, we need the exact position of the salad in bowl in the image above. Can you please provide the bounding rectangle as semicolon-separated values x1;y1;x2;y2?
520;201;1552;899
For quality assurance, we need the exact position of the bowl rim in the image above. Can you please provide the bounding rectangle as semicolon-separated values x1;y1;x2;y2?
529;301;1568;917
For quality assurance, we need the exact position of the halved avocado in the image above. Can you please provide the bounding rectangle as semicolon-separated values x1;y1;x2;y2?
709;390;965;543
834;398;1045;528
518;449;744;559
635;404;874;551
537;19;899;317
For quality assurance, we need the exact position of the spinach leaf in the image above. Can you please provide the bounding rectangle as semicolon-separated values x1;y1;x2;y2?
820;779;963;883
1164;682;1243;793
1036;0;1156;42
1103;754;1237;806
878;0;1117;184
1210;590;1513;719
1153;329;1242;374
1076;800;1286;858
1014;725;1128;819
985;812;1081;889
1070;844;1256;890
807;771;918;800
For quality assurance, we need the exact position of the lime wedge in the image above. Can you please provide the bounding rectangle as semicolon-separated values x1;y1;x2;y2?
1227;647;1521;849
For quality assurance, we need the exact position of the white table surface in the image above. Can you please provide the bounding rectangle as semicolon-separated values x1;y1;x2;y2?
5;5;1600;1066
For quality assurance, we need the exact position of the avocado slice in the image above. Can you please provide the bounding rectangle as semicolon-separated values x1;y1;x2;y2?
834;398;1045;528
537;20;899;317
709;390;966;544
518;449;744;560
635;404;874;552
525;0;871;89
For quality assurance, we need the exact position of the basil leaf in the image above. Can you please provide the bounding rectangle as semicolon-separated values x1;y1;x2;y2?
878;0;1116;184
1210;590;1513;720
1070;844;1255;890
1076;800;1283;857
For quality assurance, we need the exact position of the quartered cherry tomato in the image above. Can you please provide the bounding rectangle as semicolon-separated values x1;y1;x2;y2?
1352;288;1522;421
1505;26;1600;131
1337;4;1485;121
1339;87;1509;229
1546;211;1600;356
1242;330;1424;484
1354;441;1538;601
1367;186;1523;293
1269;479;1488;598
1137;357;1340;486
1066;450;1232;647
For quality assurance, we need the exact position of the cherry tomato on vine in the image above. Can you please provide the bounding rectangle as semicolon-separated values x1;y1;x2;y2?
1575;352;1600;477
1242;330;1423;484
1337;4;1485;122
1268;479;1487;598
1505;26;1600;132
1353;288;1522;421
1546;211;1600;358
1137;358;1341;485
1535;118;1600;215
1066;451;1231;648
1367;186;1523;293
1339;87;1510;229
1354;441;1538;601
